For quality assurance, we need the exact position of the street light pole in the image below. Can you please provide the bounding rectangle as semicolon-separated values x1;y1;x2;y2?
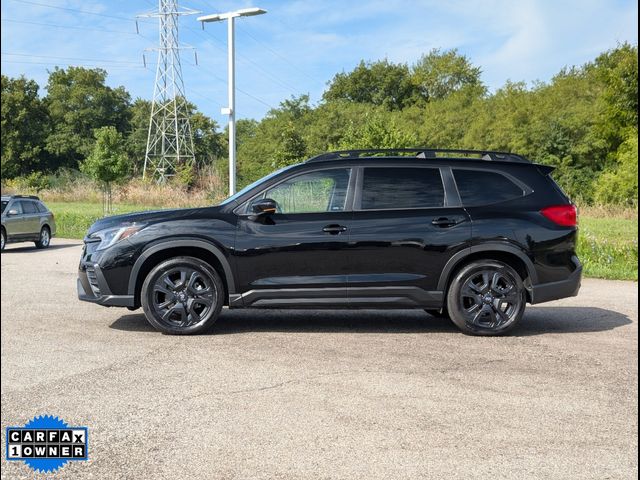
197;7;267;196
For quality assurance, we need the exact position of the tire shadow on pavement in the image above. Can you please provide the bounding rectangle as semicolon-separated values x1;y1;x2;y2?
2;243;80;253
109;306;631;336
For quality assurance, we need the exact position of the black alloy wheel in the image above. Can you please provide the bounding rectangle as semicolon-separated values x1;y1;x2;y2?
141;256;224;335
447;260;526;336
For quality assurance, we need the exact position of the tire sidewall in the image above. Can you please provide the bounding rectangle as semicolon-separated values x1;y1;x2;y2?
141;256;224;335
447;260;526;336
35;226;50;248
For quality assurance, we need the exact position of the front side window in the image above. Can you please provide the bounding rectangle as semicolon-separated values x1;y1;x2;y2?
453;169;524;206
360;167;445;210
262;168;351;214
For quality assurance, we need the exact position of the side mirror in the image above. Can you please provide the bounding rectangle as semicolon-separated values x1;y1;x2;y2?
7;209;19;216
251;198;278;215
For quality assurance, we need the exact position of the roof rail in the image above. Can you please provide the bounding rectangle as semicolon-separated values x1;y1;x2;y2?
306;148;529;164
9;194;40;200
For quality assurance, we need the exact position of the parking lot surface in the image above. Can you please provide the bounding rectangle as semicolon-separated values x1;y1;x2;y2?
1;239;637;479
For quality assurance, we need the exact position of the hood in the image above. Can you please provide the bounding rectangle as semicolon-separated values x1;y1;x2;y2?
86;206;221;237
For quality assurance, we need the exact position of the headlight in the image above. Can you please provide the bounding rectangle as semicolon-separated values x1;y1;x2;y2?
90;224;146;251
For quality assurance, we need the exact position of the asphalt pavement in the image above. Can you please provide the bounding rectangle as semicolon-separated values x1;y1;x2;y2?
1;239;637;479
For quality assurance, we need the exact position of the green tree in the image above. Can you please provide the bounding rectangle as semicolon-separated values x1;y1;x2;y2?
1;75;49;178
81;126;131;214
335;113;417;150
45;67;131;170
595;131;638;205
411;48;485;102
272;121;307;169
323;60;416;110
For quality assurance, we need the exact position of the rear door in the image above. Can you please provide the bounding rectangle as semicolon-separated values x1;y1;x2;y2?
346;165;471;306
19;200;41;238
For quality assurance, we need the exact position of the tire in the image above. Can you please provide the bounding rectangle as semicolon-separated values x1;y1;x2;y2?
425;308;449;318
446;260;526;336
141;256;224;335
34;226;51;249
1;228;6;251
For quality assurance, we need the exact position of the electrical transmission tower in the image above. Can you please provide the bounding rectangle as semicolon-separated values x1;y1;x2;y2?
139;1;198;183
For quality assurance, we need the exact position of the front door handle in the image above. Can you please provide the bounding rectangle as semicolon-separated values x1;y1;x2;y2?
323;224;347;235
431;217;458;228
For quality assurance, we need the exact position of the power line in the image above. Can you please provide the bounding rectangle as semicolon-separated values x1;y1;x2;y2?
2;52;140;65
7;0;154;23
0;59;146;70
1;18;148;37
236;23;321;86
184;24;305;96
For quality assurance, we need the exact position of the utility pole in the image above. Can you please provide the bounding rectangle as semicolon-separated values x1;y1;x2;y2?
139;0;198;183
197;8;266;195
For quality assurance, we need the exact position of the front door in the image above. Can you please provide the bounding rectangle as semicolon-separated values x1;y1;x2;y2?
4;201;25;239
233;167;354;307
347;166;471;307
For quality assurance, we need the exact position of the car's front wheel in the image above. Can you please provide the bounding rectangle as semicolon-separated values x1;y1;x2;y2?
141;256;224;335
34;226;51;249
1;228;6;251
447;260;526;336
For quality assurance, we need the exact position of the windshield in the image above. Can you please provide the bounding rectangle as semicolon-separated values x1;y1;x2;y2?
1;200;8;214
218;165;297;206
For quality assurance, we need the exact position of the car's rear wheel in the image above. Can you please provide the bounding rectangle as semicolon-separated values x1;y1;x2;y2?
447;260;526;336
34;226;51;249
141;256;224;335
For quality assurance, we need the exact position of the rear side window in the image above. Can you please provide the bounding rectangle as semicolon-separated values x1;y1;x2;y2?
453;170;524;206
361;167;444;210
36;202;48;213
20;201;37;214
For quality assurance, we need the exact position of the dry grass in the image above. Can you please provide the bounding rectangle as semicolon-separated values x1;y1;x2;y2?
578;203;638;220
2;171;229;208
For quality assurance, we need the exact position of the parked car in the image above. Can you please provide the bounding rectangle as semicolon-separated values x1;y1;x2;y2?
1;195;56;251
77;148;581;336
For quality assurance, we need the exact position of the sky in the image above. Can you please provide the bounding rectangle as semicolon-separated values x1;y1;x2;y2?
1;0;638;126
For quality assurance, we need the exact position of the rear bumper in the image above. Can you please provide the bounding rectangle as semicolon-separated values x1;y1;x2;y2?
530;256;582;304
77;266;134;307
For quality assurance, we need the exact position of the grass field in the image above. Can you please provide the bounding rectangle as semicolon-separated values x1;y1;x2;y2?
46;201;637;281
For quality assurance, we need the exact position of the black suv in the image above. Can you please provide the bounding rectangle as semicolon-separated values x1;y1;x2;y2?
77;149;582;336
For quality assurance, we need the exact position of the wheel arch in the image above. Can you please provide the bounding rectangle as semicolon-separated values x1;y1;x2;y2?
128;239;235;306
438;244;537;302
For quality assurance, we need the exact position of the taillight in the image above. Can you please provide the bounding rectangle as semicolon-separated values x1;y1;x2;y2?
540;204;577;227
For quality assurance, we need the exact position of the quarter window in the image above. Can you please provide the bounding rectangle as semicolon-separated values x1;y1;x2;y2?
262;168;351;214
360;167;444;210
453;170;524;206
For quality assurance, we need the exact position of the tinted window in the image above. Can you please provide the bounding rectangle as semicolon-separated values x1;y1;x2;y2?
36;202;48;213
263;168;351;214
1;201;8;213
361;168;444;210
21;201;37;214
7;202;22;215
453;170;524;206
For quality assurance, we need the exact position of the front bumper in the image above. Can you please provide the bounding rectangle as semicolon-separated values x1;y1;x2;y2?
77;264;134;307
530;256;582;304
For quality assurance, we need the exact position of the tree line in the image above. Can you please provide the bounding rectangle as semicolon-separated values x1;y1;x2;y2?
1;44;637;205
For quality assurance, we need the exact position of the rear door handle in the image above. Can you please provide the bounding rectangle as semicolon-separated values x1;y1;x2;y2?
323;224;347;235
431;217;459;228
